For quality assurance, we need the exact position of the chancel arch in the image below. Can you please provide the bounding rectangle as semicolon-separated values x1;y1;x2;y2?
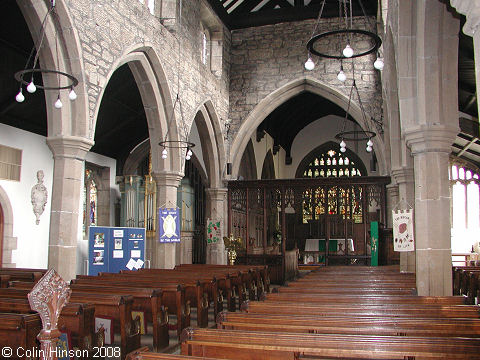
231;78;387;178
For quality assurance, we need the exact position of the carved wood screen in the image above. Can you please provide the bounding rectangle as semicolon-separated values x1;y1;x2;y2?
228;176;390;266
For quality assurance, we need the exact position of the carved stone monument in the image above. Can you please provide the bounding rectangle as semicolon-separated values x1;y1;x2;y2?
31;170;48;225
28;268;71;360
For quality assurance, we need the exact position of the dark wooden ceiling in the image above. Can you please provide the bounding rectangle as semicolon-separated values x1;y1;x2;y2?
206;0;377;29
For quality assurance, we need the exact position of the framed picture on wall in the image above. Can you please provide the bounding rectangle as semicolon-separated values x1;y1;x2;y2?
94;232;105;247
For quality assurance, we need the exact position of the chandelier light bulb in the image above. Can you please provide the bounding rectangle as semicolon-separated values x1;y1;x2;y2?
187;149;193;157
54;95;63;109
15;90;25;103
340;147;346;153
27;81;37;93
343;44;354;58
304;56;315;71
367;139;373;147
162;153;167;159
69;88;77;101
337;70;347;82
374;57;384;70
185;154;191;160
162;148;168;156
366;145;373;153
340;140;346;148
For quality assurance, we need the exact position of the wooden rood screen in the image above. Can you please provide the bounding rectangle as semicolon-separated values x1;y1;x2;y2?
227;177;390;278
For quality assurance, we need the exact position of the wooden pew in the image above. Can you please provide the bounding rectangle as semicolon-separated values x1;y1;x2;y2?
216;310;480;338
0;268;46;282
276;285;416;296
180;327;480;359
0;313;42;359
68;292;141;360
93;272;209;328
0;293;102;354
73;276;191;335
174;264;267;301
263;292;465;305
122;269;223;318
172;266;258;307
241;299;480;318
69;283;169;350
138;267;242;312
127;347;218;360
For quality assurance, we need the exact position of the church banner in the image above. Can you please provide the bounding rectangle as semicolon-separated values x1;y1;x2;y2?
158;207;181;243
206;219;222;243
370;221;379;266
392;209;415;251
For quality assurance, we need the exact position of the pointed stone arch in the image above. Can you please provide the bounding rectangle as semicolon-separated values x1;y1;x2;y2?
191;101;225;188
230;77;387;177
261;150;276;180
0;186;16;267
16;1;89;138
92;46;179;174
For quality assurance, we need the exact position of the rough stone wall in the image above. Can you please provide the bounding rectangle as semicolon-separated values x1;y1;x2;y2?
65;0;230;140
229;17;383;137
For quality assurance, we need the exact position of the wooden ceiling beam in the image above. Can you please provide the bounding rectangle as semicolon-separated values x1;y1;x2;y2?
206;0;232;28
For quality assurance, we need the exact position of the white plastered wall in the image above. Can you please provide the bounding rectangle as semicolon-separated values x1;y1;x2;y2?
0;124;53;268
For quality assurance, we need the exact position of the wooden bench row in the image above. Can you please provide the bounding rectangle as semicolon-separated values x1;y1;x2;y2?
129;266;480;360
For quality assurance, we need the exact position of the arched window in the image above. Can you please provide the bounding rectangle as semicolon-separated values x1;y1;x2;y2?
201;28;209;66
450;162;480;253
296;142;367;224
296;141;367;178
83;168;98;238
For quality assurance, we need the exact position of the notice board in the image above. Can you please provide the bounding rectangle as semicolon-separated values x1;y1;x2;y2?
89;226;145;275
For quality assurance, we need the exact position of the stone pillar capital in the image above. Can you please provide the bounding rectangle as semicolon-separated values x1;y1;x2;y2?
451;0;480;36
46;135;94;160
386;183;399;196
151;170;184;187
391;167;414;185
205;187;228;201
404;125;458;156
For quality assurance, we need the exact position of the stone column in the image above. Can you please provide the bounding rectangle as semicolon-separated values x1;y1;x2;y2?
46;135;94;281
391;168;416;273
386;183;399;229
450;0;480;117
405;126;458;296
205;188;228;264
180;230;193;264
151;171;183;269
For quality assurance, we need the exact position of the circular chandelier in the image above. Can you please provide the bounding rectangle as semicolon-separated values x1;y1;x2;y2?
157;0;194;162
14;0;79;109
304;0;384;73
305;0;383;154
158;94;195;161
335;79;377;153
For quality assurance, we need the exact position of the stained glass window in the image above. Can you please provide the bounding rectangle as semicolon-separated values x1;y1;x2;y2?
83;168;98;237
297;143;366;179
297;142;367;223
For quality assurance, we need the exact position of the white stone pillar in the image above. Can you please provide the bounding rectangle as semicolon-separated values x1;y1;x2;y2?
450;0;480;117
391;168;416;273
46;136;94;281
151;171;182;268
405;126;458;296
205;188;228;265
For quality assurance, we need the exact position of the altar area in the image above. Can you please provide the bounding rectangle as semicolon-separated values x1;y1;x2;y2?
227;176;391;283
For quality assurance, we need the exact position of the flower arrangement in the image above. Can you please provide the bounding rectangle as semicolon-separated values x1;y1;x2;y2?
223;233;243;265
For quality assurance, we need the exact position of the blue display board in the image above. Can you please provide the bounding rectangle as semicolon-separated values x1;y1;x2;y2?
89;226;145;275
